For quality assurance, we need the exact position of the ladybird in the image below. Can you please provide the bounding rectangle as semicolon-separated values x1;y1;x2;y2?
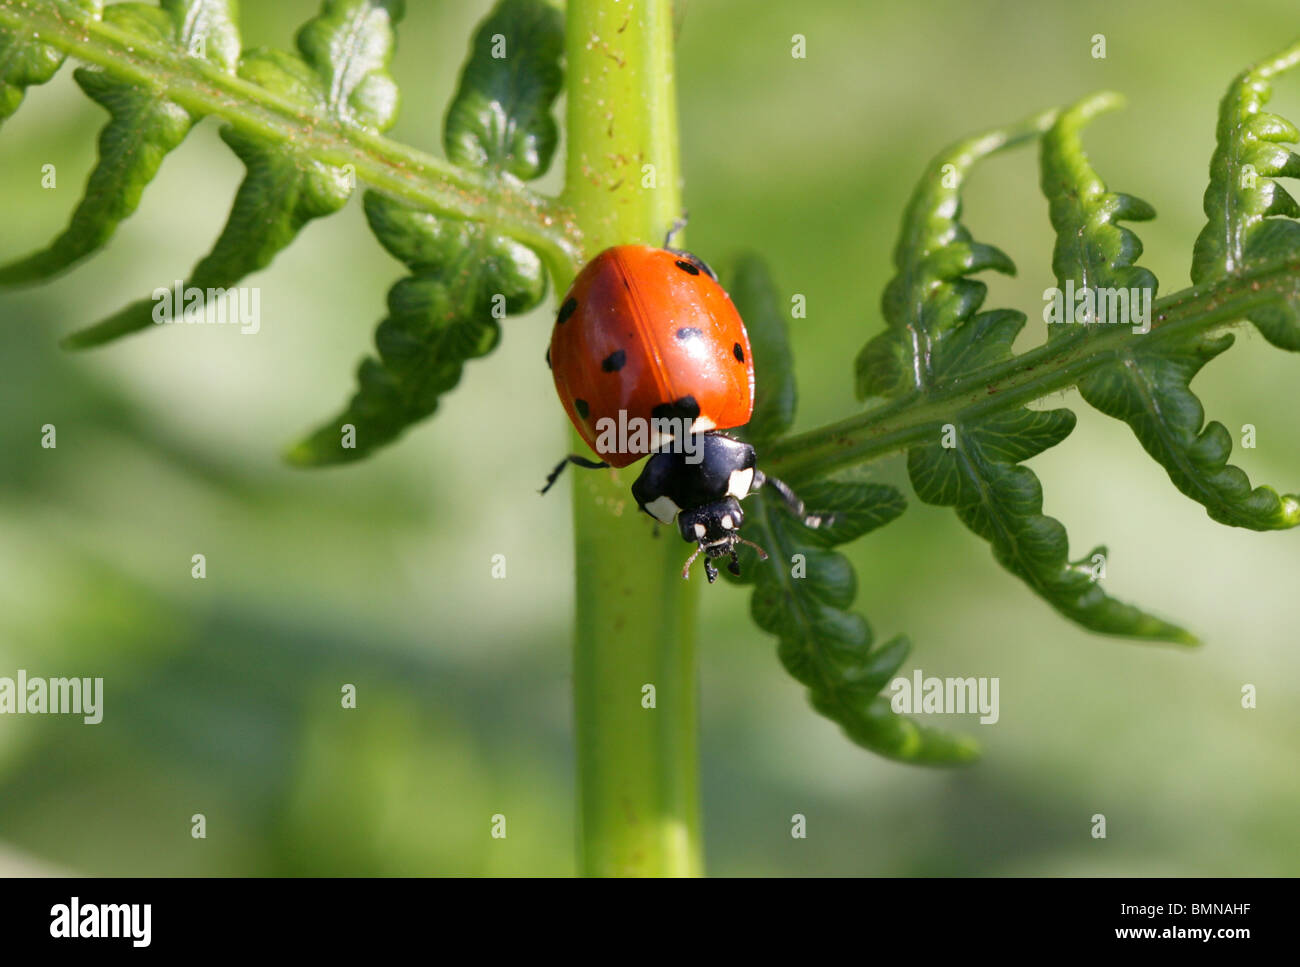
542;228;827;582
547;244;754;464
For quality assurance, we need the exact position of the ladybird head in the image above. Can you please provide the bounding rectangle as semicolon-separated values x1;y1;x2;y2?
678;495;743;547
678;496;768;583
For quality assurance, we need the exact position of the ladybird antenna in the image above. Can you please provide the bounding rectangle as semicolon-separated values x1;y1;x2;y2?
736;536;770;560
681;543;704;579
664;212;689;250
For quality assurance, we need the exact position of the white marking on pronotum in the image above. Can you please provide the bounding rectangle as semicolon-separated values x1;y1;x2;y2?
644;496;680;524
727;468;755;500
648;427;676;451
691;416;716;433
721;515;734;530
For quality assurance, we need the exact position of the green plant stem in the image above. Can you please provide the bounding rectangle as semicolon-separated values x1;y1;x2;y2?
765;255;1300;485
562;0;699;876
0;0;582;280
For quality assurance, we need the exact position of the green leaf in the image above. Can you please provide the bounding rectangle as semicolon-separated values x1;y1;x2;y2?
295;0;404;126
1074;331;1300;530
856;104;1194;643
728;254;794;447
64;0;405;349
740;494;978;765
1044;92;1300;531
0;0;240;286
854;108;1056;400
905;308;1195;643
1041;91;1156;344
286;191;546;464
1192;40;1300;351
1193;43;1300;281
1237;222;1300;352
0;0;102;125
288;0;563;466
443;0;564;180
722;256;973;764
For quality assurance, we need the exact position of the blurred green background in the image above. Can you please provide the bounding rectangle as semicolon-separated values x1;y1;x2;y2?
1;0;1297;876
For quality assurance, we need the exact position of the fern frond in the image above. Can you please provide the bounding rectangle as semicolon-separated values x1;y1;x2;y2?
286;193;547;464
1041;91;1156;341
1193;39;1300;356
859;110;1193;643
1193;40;1300;292
0;0;241;285
725;255;976;764
854;109;1054;400
1044;92;1300;530
63;0;405;349
287;0;563;465
0;0;102;125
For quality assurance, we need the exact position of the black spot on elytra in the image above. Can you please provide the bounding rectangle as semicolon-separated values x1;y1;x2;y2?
545;346;551;369
652;395;700;422
601;349;626;372
733;342;745;363
556;297;578;324
574;399;590;420
671;252;718;281
675;327;702;341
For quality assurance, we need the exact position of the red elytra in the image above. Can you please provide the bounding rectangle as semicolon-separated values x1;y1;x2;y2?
547;245;755;468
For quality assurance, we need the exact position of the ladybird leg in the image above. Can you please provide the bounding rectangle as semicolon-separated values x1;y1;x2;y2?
755;471;835;529
704;558;719;584
539;455;610;495
727;549;741;576
661;212;720;279
663;212;689;249
764;473;806;516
